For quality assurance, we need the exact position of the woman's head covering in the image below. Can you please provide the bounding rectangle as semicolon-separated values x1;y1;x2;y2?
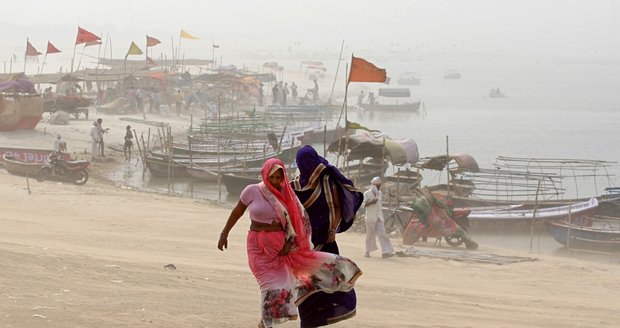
294;145;363;234
371;176;382;185
260;158;311;251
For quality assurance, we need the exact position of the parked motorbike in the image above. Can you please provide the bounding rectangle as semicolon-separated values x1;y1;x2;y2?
399;189;479;250
36;151;91;185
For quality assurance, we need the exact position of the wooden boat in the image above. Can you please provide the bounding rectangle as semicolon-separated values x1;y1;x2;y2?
467;197;599;223
186;165;261;182
360;88;421;112
0;147;62;164
546;215;620;252
221;173;261;195
2;153;44;177
144;154;189;178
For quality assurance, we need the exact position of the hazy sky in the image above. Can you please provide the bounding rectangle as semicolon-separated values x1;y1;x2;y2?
2;0;619;60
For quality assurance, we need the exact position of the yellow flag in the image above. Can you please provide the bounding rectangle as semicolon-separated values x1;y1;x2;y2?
180;29;199;40
125;41;143;58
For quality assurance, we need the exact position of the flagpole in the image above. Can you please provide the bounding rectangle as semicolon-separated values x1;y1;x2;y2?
40;53;47;74
23;38;28;74
170;36;176;67
212;38;215;69
177;31;182;66
70;43;77;74
76;44;86;72
328;39;345;105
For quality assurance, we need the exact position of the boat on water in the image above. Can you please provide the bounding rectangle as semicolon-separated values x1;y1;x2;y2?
488;88;508;98
443;70;461;79
467;197;599;223
397;72;421;86
546;215;620;252
360;88;421;112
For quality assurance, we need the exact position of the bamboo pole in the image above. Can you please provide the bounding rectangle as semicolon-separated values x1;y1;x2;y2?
323;125;327;157
446;135;450;197
133;129;144;173
566;201;573;250
217;96;222;201
189;117;194;198
529;181;541;252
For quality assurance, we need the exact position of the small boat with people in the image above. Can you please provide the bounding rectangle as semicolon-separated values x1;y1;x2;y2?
397;72;421;86
360;88;421;112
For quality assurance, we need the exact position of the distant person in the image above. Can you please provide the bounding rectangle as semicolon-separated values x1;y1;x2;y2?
258;82;264;106
313;79;319;102
123;125;133;161
363;177;394;258
53;134;67;152
368;92;376;105
357;90;365;107
282;82;289;106
290;82;298;102
90;121;100;161
271;84;278;105
174;89;183;116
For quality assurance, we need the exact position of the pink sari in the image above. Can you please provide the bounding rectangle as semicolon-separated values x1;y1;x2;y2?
247;158;362;327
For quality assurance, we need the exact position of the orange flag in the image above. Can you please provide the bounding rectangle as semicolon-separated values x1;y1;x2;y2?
75;26;101;45
146;35;161;47
25;40;41;56
46;41;61;54
348;56;387;83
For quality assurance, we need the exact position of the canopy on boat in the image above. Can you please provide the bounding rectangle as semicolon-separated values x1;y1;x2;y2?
328;132;419;165
378;88;410;98
416;154;479;173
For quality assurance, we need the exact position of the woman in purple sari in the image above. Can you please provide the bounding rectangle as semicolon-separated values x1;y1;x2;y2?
291;145;363;327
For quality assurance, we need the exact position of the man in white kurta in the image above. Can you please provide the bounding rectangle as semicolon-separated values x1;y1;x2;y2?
89;121;99;161
363;177;394;258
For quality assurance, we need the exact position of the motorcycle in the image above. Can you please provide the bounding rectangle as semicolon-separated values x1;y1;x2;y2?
36;151;91;185
398;189;479;250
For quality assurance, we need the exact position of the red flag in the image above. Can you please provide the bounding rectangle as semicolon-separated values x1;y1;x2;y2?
75;26;101;45
46;41;61;54
348;56;387;83
25;40;41;56
146;35;161;47
146;56;157;66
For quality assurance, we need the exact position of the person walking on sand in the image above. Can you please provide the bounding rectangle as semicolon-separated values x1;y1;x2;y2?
363;177;394;258
217;158;362;328
123;125;133;161
89;121;100;161
291;145;363;327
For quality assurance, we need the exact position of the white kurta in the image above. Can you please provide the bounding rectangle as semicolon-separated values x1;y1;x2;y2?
363;186;394;255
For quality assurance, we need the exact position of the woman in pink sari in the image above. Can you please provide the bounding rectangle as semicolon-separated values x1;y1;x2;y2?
218;158;362;327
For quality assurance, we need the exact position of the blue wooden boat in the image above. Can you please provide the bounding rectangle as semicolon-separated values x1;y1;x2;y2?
546;216;620;252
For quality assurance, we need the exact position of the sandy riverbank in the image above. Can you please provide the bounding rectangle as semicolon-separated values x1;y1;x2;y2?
1;167;619;327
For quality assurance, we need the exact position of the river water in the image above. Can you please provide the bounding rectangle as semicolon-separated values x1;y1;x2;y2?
103;52;620;264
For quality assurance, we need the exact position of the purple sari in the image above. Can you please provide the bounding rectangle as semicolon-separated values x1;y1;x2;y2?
291;145;363;327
